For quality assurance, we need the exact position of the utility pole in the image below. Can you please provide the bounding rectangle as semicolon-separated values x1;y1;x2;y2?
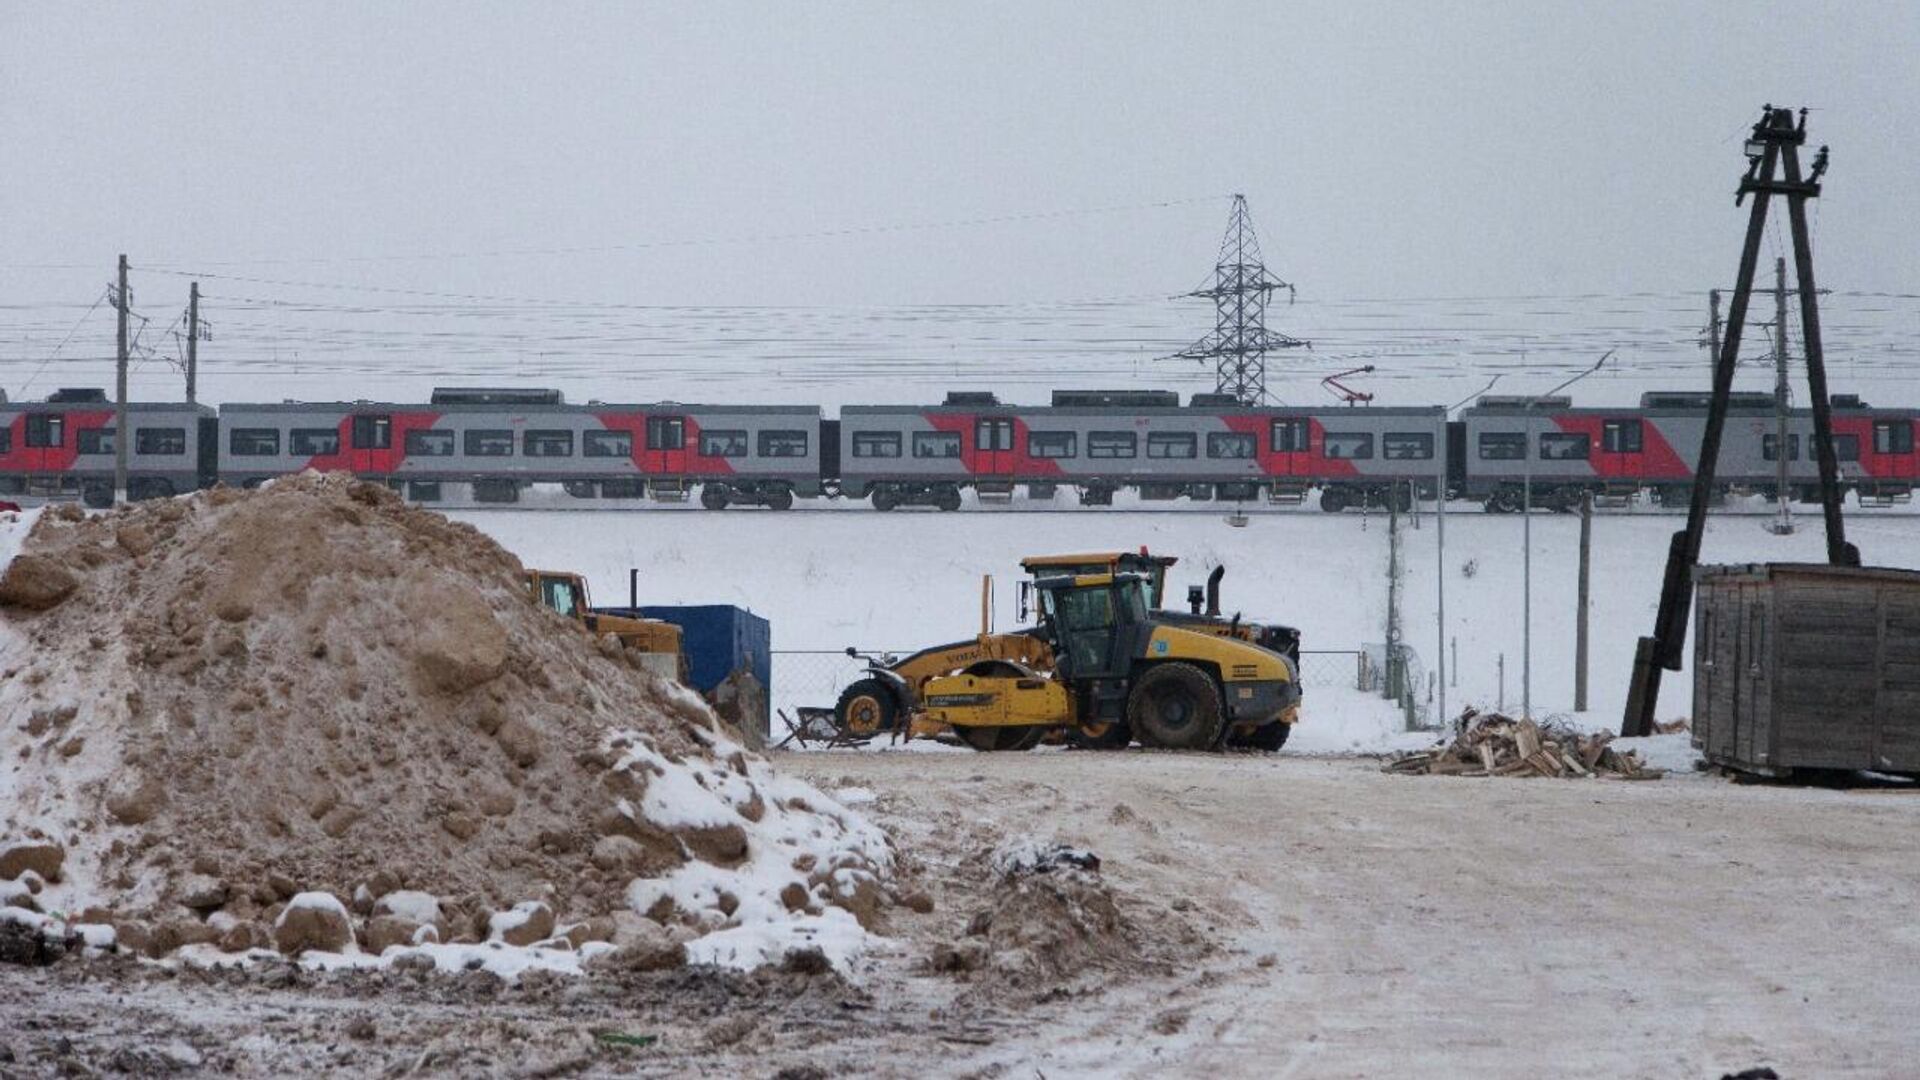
1386;490;1404;721
1164;195;1309;404
186;282;201;406
114;254;130;505
1575;490;1592;712
1767;258;1795;535
1623;105;1855;737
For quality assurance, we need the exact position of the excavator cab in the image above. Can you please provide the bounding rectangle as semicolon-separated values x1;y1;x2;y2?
525;569;685;681
533;573;586;619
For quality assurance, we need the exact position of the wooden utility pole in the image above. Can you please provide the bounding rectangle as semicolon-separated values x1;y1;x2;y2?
114;254;130;504
1769;258;1794;534
1575;490;1592;712
186;282;200;406
1623;105;1855;738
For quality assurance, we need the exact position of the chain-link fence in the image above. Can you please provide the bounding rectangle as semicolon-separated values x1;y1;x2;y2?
771;647;1365;732
1359;643;1438;731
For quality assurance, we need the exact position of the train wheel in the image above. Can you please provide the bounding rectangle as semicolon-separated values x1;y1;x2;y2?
1319;487;1351;513
934;486;962;512
700;484;730;511
871;487;900;511
766;487;795;511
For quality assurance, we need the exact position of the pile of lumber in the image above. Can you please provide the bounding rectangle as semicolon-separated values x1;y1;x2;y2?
1384;710;1663;780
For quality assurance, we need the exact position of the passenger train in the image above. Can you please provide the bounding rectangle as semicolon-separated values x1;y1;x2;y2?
2;385;1915;512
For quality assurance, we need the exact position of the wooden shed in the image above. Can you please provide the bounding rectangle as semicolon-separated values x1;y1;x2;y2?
1692;563;1920;776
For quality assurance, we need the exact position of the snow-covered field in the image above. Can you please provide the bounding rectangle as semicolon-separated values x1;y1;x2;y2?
454;501;1920;743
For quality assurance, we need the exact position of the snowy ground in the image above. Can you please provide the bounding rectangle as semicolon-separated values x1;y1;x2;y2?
10;751;1918;1077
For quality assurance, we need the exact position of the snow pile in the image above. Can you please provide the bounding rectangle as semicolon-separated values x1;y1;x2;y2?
0;474;892;974
0;506;40;578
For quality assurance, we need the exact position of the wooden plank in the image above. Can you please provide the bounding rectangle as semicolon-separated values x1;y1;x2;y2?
1580;736;1609;770
1514;721;1541;760
1479;743;1497;773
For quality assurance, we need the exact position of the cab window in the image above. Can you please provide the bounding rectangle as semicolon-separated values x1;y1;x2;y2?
540;577;581;617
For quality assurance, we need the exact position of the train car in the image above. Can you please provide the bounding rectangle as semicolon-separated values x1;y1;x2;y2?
216;389;824;507
1457;392;1920;510
838;391;1446;510
0;388;213;507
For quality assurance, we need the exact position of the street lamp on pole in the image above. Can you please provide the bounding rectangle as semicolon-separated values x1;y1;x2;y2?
1438;374;1503;731
1521;351;1612;720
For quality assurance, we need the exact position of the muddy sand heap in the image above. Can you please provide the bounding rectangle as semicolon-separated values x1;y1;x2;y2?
0;474;890;971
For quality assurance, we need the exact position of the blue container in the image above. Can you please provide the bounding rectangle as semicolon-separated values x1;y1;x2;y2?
630;603;771;712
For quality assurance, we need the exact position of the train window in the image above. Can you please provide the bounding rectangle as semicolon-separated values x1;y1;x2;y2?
1206;432;1255;459
406;429;455;456
646;416;685;451
135;428;186;456
582;430;631;458
351;415;392;450
1538;432;1590;460
1271;419;1309;453
1478;433;1525;460
290;428;341;456
24;414;64;448
0;428;8;454
758;430;810;458
1761;434;1800;461
1874;421;1914;455
77;427;116;455
1833;434;1860;462
1323;432;1374;460
1602;419;1643;453
524;430;575;457
852;431;902;458
1028;431;1077;459
912;431;962;458
1146;432;1197;459
1382;432;1434;460
975;418;1013;452
229;428;281;456
1088;431;1136;459
465;429;515;457
698;430;748;457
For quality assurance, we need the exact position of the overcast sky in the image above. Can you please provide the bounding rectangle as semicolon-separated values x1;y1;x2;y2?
4;3;1917;406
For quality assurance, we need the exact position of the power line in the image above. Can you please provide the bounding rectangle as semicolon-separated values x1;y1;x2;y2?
111;195;1232;270
16;287;111;397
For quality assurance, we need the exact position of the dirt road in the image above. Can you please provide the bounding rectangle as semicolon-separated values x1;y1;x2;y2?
7;750;1918;1077
788;750;1920;1078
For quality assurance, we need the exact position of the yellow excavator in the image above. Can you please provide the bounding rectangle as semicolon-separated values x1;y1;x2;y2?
526;569;684;681
833;551;1301;751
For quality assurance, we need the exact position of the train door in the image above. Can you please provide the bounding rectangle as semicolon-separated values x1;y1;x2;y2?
1872;418;1917;486
1270;416;1309;479
646;415;688;476
975;417;1014;476
1599;417;1644;484
23;412;65;474
351;413;392;474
